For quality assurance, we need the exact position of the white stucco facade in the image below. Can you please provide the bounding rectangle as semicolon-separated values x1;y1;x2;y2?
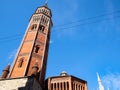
0;76;42;90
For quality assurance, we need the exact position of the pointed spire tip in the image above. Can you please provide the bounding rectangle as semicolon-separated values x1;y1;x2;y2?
45;0;48;5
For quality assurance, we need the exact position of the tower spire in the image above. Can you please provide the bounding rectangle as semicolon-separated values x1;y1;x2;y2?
97;72;104;90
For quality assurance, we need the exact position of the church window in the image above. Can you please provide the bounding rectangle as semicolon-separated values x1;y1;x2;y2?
64;82;66;90
51;83;53;90
76;84;77;90
38;17;40;21
60;83;62;90
43;9;45;13
42;16;45;23
83;87;84;90
47;20;49;26
81;86;82;90
18;58;24;68
40;9;42;12
45;18;49;25
42;9;43;12
37;10;40;13
78;85;80;90
54;83;56;90
56;83;59;90
67;82;69;90
45;10;47;14
35;45;40;53
39;25;45;32
31;24;37;30
72;83;75;90
44;19;47;24
39;9;41;13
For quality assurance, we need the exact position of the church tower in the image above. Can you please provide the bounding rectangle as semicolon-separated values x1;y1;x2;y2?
9;3;52;86
0;1;88;90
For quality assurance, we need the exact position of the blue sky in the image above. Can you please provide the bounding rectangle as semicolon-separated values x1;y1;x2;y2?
0;0;120;90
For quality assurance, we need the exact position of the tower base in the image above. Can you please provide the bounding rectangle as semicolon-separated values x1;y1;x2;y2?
0;76;42;90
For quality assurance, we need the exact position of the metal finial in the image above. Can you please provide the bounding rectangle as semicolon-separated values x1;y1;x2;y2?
45;0;48;4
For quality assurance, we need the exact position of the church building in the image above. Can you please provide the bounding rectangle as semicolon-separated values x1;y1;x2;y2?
0;2;88;90
45;71;87;90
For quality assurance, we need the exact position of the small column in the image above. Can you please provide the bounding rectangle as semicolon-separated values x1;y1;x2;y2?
69;81;72;90
53;83;55;90
54;83;56;90
73;83;75;90
75;83;76;90
85;83;88;90
81;86;82;90
57;83;59;90
62;82;64;90
78;85;80;90
59;83;61;90
65;82;68;90
76;84;78;90
56;83;58;90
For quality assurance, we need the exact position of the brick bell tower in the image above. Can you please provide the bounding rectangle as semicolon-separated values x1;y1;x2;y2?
8;3;52;86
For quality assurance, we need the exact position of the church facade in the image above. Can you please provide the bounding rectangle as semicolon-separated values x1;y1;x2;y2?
0;3;88;90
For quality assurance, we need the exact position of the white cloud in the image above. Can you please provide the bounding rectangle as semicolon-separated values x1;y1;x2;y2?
8;49;17;59
95;0;117;37
6;49;17;64
105;0;115;20
53;0;79;38
50;40;53;44
102;73;120;90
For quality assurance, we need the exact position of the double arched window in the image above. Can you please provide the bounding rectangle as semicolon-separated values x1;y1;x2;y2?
39;25;45;32
35;45;40;53
31;24;37;30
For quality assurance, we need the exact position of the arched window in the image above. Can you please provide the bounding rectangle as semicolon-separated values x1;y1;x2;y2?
35;45;40;53
42;16;45;23
54;83;56;90
43;9;45;13
83;87;84;90
51;83;53;90
18;58;24;68
67;82;69;90
40;9;42;12
57;83;59;90
81;86;82;90
31;24;37;30
64;82;66;90
60;83;62;90
72;83;75;90
39;25;45;32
